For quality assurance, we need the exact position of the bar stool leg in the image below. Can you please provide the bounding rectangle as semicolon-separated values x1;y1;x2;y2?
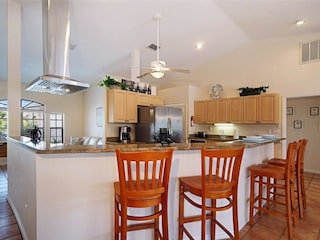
162;203;169;240
258;176;263;216
249;172;255;225
296;170;304;218
301;172;307;209
232;188;240;240
178;184;184;240
154;205;159;239
285;182;293;240
211;199;216;240
114;198;119;240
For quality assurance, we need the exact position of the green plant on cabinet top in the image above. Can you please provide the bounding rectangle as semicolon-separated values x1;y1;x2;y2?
98;75;126;90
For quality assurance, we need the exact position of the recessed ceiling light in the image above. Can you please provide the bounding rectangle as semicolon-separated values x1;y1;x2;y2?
296;20;305;26
196;42;204;50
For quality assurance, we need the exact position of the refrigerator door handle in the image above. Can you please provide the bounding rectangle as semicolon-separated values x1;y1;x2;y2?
168;117;172;136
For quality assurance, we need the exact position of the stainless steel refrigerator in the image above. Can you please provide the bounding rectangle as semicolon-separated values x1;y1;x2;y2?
135;106;183;144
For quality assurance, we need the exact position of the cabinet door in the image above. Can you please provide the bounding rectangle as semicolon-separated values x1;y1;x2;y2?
150;95;164;106
194;100;206;123
126;91;138;122
107;89;137;123
229;97;243;123
138;94;150;106
113;89;127;122
260;94;280;124
216;99;230;123
206;100;217;123
243;96;259;123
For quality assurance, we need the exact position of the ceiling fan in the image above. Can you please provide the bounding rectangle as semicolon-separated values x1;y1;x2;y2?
137;14;190;79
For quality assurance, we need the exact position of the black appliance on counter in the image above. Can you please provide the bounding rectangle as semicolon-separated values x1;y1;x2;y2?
119;126;131;144
135;106;183;145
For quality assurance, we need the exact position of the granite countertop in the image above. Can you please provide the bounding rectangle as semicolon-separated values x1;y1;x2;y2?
7;136;284;154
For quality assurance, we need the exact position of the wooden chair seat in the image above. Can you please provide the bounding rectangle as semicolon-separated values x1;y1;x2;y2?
179;147;245;240
114;149;173;240
249;142;299;240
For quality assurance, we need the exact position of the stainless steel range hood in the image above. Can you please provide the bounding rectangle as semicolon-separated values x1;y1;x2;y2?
26;0;89;95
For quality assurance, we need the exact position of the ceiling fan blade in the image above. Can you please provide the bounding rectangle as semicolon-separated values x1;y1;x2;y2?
162;67;190;73
136;71;152;78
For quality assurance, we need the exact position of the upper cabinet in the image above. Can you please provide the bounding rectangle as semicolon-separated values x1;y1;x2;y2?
259;93;280;124
216;98;230;123
107;89;138;123
137;93;164;106
194;100;207;124
229;97;243;123
243;95;259;123
206;100;217;124
194;93;281;124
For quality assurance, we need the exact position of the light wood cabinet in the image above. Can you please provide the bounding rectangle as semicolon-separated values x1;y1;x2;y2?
243;95;259;123
216;98;230;123
193;93;281;124
206;100;217;123
259;93;280;124
137;94;164;106
229;97;243;123
194;100;207;123
150;95;164;106
107;89;138;123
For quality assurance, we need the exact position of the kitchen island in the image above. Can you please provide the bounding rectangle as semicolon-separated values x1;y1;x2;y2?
7;136;282;240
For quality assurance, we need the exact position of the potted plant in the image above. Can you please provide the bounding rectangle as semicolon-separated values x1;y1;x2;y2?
98;75;126;90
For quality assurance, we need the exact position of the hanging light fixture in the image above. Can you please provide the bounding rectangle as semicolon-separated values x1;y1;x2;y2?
151;71;165;78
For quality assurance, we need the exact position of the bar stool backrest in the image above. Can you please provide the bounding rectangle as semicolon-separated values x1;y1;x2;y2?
297;139;308;172
116;149;173;200
201;147;245;198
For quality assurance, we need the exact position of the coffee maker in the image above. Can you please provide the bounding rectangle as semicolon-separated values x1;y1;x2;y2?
119;126;131;144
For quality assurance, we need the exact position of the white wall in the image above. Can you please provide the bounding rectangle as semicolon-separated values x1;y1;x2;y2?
83;82;105;139
183;33;320;99
0;81;85;143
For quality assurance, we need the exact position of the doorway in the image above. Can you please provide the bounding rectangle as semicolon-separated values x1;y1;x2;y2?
286;96;320;173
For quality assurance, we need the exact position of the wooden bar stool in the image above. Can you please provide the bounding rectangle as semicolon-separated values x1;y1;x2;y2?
179;146;245;240
266;139;308;218
114;149;173;240
249;142;299;240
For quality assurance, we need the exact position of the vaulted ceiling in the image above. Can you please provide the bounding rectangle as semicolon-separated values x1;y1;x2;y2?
1;0;320;90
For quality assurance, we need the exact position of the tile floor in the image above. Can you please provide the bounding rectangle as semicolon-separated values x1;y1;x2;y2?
0;165;318;240
239;172;320;240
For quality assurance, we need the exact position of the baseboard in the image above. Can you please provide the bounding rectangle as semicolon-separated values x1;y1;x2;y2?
7;195;29;240
305;169;320;174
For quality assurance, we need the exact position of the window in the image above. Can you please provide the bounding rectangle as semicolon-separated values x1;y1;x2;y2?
50;113;64;143
21;111;45;141
21;100;45;140
0;111;7;140
0;99;47;141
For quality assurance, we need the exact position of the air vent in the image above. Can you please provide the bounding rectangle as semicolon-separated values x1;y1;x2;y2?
148;43;158;51
300;40;320;64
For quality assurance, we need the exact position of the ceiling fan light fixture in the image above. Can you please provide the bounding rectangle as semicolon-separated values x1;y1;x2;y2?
296;20;305;26
151;71;165;79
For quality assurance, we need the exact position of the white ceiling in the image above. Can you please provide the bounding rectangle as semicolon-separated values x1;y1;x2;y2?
1;0;320;90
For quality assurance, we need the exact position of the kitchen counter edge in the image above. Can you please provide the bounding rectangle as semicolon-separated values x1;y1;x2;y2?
7;136;285;154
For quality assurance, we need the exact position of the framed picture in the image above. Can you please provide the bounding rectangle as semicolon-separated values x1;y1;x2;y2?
286;106;294;116
96;107;103;127
309;106;319;117
293;119;303;130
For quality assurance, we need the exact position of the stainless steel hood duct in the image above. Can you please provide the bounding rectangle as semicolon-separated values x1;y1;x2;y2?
26;0;89;95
